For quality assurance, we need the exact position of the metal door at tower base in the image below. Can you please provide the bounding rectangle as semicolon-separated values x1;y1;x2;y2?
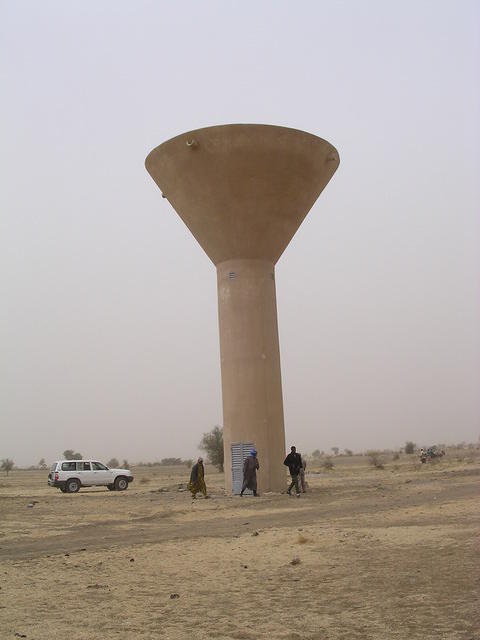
231;442;255;495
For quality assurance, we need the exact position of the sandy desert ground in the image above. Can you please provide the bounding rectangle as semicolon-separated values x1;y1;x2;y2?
0;451;478;640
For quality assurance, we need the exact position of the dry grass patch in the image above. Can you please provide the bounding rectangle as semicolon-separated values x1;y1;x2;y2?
297;533;310;544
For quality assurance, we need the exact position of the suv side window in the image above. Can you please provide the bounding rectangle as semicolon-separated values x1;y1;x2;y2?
92;462;108;471
76;462;91;471
61;462;76;471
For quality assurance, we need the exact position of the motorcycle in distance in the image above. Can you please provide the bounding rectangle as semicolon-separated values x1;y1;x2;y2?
420;446;445;463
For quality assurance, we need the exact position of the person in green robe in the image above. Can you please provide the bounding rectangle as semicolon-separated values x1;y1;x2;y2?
188;457;207;499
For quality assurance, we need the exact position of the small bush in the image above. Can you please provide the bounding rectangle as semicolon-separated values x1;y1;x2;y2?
1;459;14;476
63;450;82;460
392;452;400;461
160;458;183;466
405;441;415;455
297;534;310;544
322;457;335;470
199;425;224;471
367;451;385;469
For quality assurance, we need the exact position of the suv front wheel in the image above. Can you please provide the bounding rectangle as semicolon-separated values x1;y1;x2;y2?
114;476;128;491
66;478;81;493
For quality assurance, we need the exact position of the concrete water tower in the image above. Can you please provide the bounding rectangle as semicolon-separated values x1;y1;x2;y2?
145;124;339;492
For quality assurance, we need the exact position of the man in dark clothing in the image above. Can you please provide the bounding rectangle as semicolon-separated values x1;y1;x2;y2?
240;449;260;496
284;446;302;497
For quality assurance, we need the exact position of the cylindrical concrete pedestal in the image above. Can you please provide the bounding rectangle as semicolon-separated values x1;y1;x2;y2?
217;259;286;493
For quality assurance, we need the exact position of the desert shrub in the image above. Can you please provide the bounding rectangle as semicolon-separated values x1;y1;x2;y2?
367;451;385;469
392;452;400;461
122;460;129;469
1;459;14;476
107;458;119;468
199;425;224;471
344;449;353;456
160;458;183;466
297;534;310;544
63;450;82;460
404;441;415;455
311;449;321;458
331;447;339;456
322;457;335;470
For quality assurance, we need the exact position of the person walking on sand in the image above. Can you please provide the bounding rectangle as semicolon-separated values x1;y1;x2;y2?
299;453;307;493
188;457;208;499
284;446;302;497
240;449;260;497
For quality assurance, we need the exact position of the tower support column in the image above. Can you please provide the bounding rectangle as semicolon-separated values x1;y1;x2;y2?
217;259;286;493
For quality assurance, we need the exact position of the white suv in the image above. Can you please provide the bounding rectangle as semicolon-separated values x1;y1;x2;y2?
48;460;134;493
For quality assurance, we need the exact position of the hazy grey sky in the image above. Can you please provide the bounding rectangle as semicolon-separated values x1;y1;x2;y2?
1;0;479;466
